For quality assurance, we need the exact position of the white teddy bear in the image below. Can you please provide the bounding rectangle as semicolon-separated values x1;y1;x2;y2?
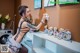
58;28;71;41
57;28;65;39
41;13;49;24
44;25;49;34
53;27;58;37
48;27;54;35
63;30;71;41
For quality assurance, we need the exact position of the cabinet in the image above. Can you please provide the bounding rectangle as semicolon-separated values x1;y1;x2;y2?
33;35;56;53
21;32;33;53
21;32;80;53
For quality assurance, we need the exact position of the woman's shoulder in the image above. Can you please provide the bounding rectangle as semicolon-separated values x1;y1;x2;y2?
21;21;28;28
22;21;27;24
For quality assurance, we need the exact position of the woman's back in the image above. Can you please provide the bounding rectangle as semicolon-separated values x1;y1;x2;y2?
13;18;29;43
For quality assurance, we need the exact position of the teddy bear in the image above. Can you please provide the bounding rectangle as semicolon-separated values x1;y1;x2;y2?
63;30;71;41
57;28;65;39
48;27;54;35
53;27;58;37
44;25;49;34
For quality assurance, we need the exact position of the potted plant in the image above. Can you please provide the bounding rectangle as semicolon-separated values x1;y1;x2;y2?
0;14;10;29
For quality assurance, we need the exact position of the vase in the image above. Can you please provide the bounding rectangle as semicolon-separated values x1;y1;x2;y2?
1;23;5;30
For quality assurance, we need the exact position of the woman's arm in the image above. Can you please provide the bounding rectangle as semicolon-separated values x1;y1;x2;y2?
26;20;45;30
36;14;47;30
22;13;48;31
20;27;30;33
25;14;47;30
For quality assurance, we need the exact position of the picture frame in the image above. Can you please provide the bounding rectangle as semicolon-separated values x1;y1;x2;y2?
34;0;42;9
44;0;56;8
58;0;80;5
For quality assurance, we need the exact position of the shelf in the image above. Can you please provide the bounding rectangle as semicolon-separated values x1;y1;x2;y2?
33;47;54;53
21;32;34;48
21;32;80;53
33;32;80;53
21;39;33;53
26;32;34;40
24;40;32;48
21;32;34;53
21;37;33;48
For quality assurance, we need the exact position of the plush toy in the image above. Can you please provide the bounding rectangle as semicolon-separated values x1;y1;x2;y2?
44;25;49;34
48;27;54;35
41;13;49;25
53;27;58;37
58;28;65;39
58;28;71;41
43;13;49;21
63;30;71;41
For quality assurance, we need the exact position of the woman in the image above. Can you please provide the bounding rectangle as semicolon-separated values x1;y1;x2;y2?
7;5;48;53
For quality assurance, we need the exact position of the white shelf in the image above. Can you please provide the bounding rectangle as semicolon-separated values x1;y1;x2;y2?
21;32;80;53
33;47;54;53
21;32;34;48
21;32;33;53
32;32;80;53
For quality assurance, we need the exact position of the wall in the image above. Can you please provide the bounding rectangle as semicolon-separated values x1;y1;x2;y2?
21;0;40;22
59;4;80;42
0;0;15;28
18;0;80;42
14;0;21;33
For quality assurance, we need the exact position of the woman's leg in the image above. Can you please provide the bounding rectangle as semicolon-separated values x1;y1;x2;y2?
18;45;28;53
6;37;22;53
